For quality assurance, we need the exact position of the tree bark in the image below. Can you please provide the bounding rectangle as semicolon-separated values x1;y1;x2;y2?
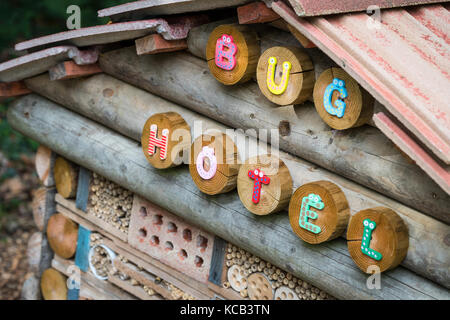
8;94;450;299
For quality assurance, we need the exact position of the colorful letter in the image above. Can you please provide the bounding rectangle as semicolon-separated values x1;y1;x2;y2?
215;34;237;71
299;193;323;234
361;219;382;261
323;78;348;118
148;124;169;160
266;57;291;95
196;146;218;180
248;169;270;204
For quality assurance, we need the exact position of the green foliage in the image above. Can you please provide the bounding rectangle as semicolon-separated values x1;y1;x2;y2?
0;0;130;56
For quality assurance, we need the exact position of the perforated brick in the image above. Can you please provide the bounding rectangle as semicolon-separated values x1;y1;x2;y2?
128;195;214;283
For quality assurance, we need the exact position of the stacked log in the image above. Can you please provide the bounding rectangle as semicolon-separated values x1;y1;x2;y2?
8;95;449;300
18;76;449;289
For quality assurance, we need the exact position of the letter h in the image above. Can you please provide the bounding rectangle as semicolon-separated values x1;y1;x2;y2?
148;124;169;160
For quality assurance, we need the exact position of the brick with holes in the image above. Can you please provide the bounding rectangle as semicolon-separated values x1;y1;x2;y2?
128;195;214;283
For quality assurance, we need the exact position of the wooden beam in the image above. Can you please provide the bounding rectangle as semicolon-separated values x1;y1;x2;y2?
21;75;450;288
49;61;102;81
136;34;187;55
0;81;31;98
237;2;280;24
8;95;450;300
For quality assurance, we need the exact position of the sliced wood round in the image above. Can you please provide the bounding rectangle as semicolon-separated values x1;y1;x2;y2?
274;286;299;300
40;268;67;300
141;112;191;169
227;265;248;292
35;145;53;186
256;46;314;106
237;154;292;215
247;273;273;300
32;187;47;232
189;133;240;195
347;207;409;273
313;67;374;130
289;181;350;244
47;213;78;259
54;157;78;199
206;24;260;85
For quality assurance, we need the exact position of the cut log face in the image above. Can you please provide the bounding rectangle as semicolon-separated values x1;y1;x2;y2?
54;157;78;198
46;213;79;259
141;112;191;169
35;145;54;187
237;154;293;215
247;273;273;300
40;268;68;300
189;133;240;195
206;24;260;85
347;207;409;273
256;46;314;105
313;67;374;130
289;181;350;244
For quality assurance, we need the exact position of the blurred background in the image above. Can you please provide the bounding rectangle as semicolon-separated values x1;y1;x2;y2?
0;0;129;299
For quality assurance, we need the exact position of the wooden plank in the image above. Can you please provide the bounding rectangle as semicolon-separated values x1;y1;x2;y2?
136;34;187;55
373;112;450;195
56;193;128;242
15;17;209;52
52;256;136;300
0;46;98;82
0;81;31;98
113;259;173;299
49;62;102;81
8;97;449;300
74;225;91;272
21;77;450;288
75;167;91;212
208;236;227;286
238;2;280;24
97;47;450;224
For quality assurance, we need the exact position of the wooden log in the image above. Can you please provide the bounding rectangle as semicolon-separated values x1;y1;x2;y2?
206;24;260;85
54;156;78;198
49;61;102;81
46;213;78;259
189;133;240;195
8;96;450;299
141;112;191;169
96;48;450;223
347;207;409;273
313;67;374;130
18;78;450;288
40;268;67;300
35;145;55;187
27;232;43;273
136;34;188;55
37;187;57;277
32;187;48;232
256;46;314;105
237;155;293;215
237;2;280;24
289;181;349;244
0;81;31;98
